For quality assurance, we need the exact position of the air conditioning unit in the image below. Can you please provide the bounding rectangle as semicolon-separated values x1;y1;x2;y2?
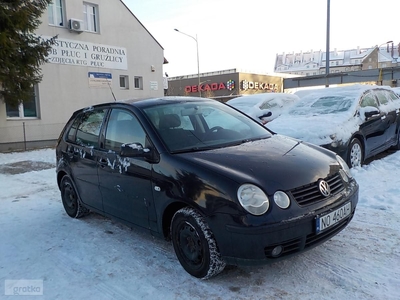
69;19;84;32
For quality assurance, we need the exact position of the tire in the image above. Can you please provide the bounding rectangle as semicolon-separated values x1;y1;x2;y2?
171;207;226;279
347;138;363;168
60;176;90;218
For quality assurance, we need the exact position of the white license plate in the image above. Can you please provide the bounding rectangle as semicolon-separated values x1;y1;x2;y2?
316;202;351;234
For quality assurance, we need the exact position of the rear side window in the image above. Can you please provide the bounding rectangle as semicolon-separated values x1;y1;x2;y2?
68;109;107;148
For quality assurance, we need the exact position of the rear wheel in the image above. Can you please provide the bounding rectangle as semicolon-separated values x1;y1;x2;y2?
347;138;363;168
60;176;89;218
171;207;226;279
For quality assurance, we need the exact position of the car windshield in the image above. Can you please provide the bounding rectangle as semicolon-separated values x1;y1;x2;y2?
143;101;271;152
288;95;354;116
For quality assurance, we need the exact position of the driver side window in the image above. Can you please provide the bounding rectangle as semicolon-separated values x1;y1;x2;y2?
360;93;379;108
104;109;146;152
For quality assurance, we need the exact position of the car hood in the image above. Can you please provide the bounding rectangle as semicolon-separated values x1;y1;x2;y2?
178;135;339;194
267;113;360;145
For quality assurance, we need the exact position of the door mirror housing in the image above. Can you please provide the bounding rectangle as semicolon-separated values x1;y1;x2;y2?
120;143;150;158
360;106;380;120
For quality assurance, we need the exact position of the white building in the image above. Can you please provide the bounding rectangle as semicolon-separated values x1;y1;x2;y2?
274;43;400;76
0;0;167;152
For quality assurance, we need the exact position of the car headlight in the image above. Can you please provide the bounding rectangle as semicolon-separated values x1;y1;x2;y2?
273;191;291;209
336;155;352;178
237;184;269;215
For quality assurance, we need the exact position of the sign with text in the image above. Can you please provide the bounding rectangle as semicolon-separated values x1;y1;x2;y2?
45;37;128;70
88;72;112;88
185;80;235;93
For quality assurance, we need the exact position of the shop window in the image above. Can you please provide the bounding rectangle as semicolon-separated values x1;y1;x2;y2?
120;75;129;89
6;85;40;119
48;0;64;26
134;76;143;90
83;2;99;32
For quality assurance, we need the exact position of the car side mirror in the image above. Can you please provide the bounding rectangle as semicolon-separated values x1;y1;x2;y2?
259;111;272;119
364;109;380;120
360;106;381;120
120;143;151;158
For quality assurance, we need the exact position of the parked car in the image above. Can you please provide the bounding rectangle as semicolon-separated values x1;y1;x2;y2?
226;93;300;124
392;87;400;97
267;84;400;168
56;96;359;279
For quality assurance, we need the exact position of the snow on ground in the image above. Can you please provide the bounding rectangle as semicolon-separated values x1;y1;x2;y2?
0;147;399;299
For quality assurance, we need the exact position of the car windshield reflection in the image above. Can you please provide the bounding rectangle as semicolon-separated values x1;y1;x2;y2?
143;101;271;152
288;95;353;115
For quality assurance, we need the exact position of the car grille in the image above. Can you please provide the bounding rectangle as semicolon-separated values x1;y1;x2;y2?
289;173;345;206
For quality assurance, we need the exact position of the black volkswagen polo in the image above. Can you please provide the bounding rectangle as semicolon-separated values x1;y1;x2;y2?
56;96;359;279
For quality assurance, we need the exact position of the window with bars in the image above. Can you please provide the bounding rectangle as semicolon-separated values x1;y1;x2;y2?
134;77;143;90
120;75;129;89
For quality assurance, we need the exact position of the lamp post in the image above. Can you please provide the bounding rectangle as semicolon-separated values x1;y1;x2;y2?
376;40;393;85
325;0;330;87
174;28;201;97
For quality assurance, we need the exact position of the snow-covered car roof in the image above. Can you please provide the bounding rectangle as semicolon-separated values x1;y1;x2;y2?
226;93;300;123
392;86;400;96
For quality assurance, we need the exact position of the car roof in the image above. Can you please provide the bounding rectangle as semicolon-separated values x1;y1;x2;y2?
79;96;216;112
227;93;299;106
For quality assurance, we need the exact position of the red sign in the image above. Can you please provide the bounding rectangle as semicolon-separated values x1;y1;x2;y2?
185;82;227;93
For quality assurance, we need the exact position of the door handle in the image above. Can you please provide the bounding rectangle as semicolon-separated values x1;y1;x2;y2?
98;158;108;166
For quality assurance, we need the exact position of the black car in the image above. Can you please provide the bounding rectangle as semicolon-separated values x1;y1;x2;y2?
268;84;400;168
56;96;359;279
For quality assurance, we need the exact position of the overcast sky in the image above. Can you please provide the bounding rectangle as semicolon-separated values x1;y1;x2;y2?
122;0;398;77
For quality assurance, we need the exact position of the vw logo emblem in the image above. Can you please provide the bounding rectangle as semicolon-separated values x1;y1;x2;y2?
319;180;331;197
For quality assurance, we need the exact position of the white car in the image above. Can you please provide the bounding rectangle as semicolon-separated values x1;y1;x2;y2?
226;93;300;124
267;84;400;168
392;87;400;97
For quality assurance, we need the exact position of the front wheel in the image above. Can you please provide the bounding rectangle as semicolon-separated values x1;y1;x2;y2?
60;176;90;218
347;138;363;168
171;207;226;279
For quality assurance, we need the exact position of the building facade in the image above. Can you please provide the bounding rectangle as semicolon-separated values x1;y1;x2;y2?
274;43;400;76
167;69;283;102
0;0;166;152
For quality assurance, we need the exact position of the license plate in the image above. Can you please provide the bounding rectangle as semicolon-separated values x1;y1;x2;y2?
316;202;351;234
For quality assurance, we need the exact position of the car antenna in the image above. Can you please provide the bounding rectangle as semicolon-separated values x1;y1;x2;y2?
101;74;117;101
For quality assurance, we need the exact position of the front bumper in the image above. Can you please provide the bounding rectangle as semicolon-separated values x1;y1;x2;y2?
213;182;359;266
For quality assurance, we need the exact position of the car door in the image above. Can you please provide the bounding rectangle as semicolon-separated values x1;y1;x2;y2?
358;91;391;157
65;108;107;211
374;89;400;145
97;108;155;229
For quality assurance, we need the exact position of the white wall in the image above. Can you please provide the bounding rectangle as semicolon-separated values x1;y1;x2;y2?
0;0;165;151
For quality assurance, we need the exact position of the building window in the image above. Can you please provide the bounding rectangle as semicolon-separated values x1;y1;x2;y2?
83;2;99;32
48;0;64;26
134;76;143;90
6;85;39;118
119;75;129;89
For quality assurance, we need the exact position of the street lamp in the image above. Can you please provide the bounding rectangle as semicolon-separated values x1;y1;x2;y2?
174;28;201;97
376;40;393;85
